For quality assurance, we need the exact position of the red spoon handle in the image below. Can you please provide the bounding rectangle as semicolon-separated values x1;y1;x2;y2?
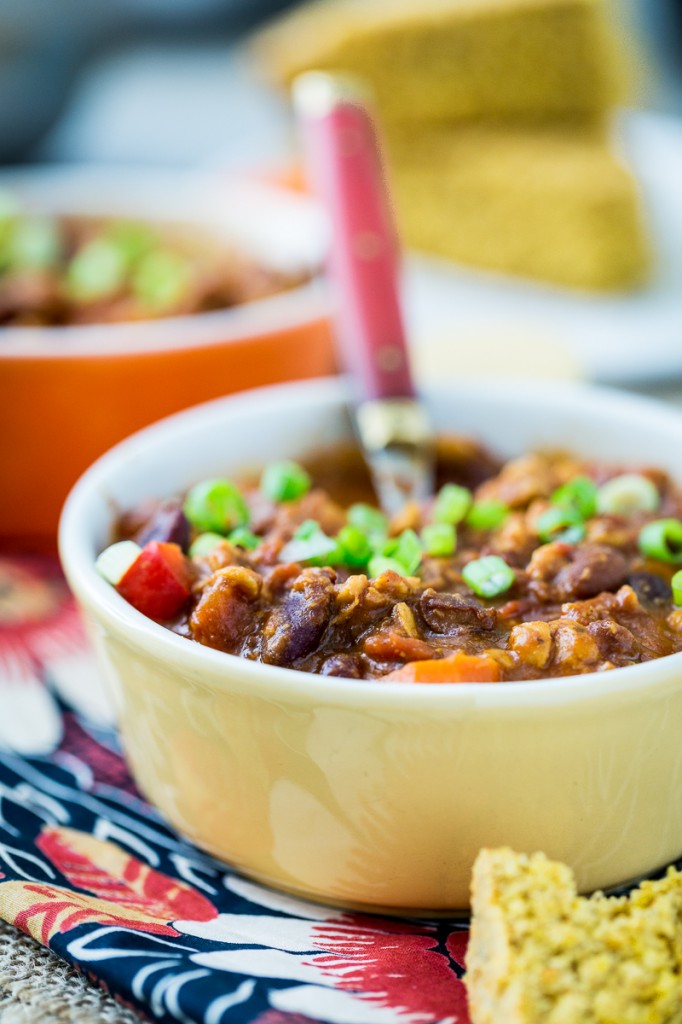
294;74;414;401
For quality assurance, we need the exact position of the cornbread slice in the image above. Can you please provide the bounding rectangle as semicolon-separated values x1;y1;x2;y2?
258;0;620;125
466;848;682;1024
390;123;649;290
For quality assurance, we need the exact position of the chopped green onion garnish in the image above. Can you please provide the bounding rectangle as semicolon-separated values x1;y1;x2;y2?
335;524;372;567
597;474;660;517
466;499;509;531
190;527;260;555
132;248;192;310
638;519;682;564
552;476;597;519
672;571;682;607
374;530;422;574
279;520;339;564
68;237;127;301
106;221;157;266
433;484;472;525
421;522;456;557
536;506;586;545
368;555;411;578
229;527;260;550
293;519;319;541
348;503;388;539
184;479;249;534
261;460;311;502
189;532;225;558
368;528;423;577
392;529;423;574
462;555;515;599
10;217;61;270
96;540;141;585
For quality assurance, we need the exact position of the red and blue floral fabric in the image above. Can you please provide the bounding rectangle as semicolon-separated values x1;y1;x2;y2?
0;556;471;1024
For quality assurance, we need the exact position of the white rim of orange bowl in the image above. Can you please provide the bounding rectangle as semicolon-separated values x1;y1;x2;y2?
0;284;329;359
59;376;682;710
0;166;329;359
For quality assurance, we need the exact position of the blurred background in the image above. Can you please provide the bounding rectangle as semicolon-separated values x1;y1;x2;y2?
6;0;679;379
2;0;297;167
2;0;679;167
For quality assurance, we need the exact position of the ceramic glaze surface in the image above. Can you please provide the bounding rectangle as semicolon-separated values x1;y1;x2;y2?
61;378;682;912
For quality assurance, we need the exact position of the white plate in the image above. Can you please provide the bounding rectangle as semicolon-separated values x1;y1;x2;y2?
403;110;682;385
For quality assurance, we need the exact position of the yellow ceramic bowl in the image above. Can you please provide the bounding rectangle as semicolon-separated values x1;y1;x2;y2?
59;378;682;914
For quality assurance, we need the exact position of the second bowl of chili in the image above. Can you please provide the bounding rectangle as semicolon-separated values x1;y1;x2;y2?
1;166;333;548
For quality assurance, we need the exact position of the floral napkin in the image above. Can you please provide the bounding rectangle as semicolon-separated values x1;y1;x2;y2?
0;555;471;1024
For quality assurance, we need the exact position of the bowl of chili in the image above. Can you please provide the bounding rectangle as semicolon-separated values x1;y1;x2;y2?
60;376;682;913
1;166;333;549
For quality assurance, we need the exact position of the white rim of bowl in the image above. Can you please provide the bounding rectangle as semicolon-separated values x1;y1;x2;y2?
0;166;329;359
0;283;329;359
59;376;682;709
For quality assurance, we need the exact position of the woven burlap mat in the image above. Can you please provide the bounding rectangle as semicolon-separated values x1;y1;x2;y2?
0;919;145;1023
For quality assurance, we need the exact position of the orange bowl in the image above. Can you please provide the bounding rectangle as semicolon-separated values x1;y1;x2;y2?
0;167;335;549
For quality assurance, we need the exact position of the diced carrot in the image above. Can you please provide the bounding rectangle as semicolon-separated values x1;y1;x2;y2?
382;652;502;684
363;633;436;662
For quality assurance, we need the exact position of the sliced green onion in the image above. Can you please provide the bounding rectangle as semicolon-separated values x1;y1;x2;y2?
297;519;320;540
68;237;127;301
433;483;472;525
392;529;423;574
229;527;260;550
421;522;456;557
368;555;411;578
374;530;422;574
260;460;311;502
348;503;388;539
552;476;597;519
132;248;192;310
368;529;423;577
293;519;318;540
638;519;682;564
9;217;61;270
597;474;660;517
558;525;586;544
672;571;682;607
462;555;515;599
466;499;509;531
106;220;157;266
184;478;249;534
279;520;339;564
189;532;225;558
96;540;141;585
335;524;372;567
192;528;260;555
536;506;586;545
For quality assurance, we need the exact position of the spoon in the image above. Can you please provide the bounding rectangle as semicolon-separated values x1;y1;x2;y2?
292;71;434;516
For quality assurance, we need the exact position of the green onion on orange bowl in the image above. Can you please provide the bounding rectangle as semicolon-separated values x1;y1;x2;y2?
59;376;682;914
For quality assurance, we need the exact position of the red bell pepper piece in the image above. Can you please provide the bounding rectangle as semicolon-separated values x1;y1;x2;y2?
117;541;192;621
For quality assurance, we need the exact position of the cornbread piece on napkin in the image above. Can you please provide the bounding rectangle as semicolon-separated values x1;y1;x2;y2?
466;848;682;1024
259;0;620;125
390;123;649;290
